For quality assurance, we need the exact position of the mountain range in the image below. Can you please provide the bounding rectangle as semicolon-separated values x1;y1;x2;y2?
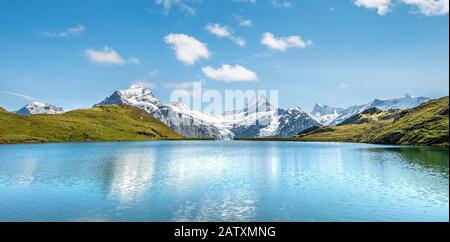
10;86;432;139
311;94;430;126
95;85;320;139
297;97;449;147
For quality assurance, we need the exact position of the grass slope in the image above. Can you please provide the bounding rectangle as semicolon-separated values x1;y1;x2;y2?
295;97;449;147
0;105;183;144
0;107;7;113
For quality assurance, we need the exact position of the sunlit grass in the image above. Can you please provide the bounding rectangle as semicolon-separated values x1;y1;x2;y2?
0;105;184;144
296;97;449;147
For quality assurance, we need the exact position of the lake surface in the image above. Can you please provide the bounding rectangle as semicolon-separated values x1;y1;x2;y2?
0;141;448;222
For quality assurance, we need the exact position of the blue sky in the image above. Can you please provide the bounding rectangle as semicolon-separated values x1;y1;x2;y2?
0;0;448;112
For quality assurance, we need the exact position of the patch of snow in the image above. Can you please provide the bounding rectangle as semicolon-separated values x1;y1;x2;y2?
16;102;64;115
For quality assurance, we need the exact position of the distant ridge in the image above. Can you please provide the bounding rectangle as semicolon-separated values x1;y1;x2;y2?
311;94;431;126
16;101;64;115
297;96;449;147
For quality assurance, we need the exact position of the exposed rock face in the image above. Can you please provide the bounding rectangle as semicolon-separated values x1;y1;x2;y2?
276;108;321;138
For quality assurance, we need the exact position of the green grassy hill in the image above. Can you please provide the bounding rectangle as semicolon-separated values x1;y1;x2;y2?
0;105;183;144
295;97;449;147
0;107;7;113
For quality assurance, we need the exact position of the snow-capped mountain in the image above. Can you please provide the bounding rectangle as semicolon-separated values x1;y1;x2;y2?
16;102;64;115
96;85;234;139
223;95;281;138
368;94;430;110
224;95;320;138
311;103;344;126
276;107;321;137
96;85;320;139
328;104;367;126
312;95;431;126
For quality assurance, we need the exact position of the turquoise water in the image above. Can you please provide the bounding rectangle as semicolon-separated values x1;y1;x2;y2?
0;141;448;222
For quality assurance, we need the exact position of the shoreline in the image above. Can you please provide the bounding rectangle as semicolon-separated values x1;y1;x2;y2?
236;137;449;148
1;137;448;149
0;137;216;146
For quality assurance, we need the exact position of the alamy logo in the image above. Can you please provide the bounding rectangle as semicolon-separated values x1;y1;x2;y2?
169;82;279;126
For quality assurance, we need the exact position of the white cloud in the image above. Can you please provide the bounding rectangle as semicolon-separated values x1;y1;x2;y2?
339;83;349;89
354;0;448;15
232;0;257;3
230;36;247;47
132;81;157;89
261;33;313;51
127;57;141;65
154;0;196;15
354;0;391;15
202;65;258;82
164;33;210;65
239;19;252;27
234;0;293;8
234;15;253;27
37;25;86;38
131;69;160;89
206;23;232;38
146;69;160;79
2;91;34;101
205;23;247;47
84;47;140;65
401;0;449;16
272;0;292;8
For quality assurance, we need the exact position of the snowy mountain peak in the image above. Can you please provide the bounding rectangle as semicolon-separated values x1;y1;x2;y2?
96;85;161;108
96;86;236;139
310;103;343;126
128;84;145;89
118;85;160;105
95;86;320;139
312;94;430;126
224;94;276;116
311;103;343;116
287;106;305;114
16;101;64;115
254;94;277;113
368;95;430;111
245;94;273;111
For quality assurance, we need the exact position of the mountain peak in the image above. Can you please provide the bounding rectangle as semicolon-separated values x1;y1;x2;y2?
129;84;144;89
16;102;64;115
311;103;342;116
96;85;161;108
231;94;275;114
288;106;305;113
369;95;430;110
128;84;151;91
